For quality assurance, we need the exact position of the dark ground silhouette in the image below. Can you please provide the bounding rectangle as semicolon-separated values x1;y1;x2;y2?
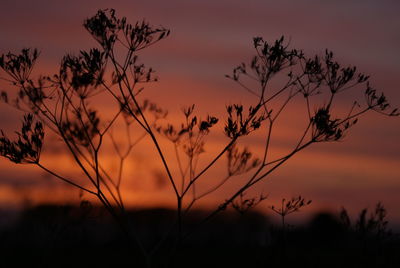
0;204;399;268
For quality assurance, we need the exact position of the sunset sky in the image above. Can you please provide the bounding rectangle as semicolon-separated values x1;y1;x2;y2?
0;0;399;226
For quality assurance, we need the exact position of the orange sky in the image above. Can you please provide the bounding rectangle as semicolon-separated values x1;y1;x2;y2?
0;0;399;226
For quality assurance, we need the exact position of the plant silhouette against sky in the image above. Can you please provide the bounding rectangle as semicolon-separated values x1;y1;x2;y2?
0;8;398;267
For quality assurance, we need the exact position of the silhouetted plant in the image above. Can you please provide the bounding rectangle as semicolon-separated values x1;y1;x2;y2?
0;114;44;164
340;202;392;239
232;192;267;215
269;196;312;229
0;8;398;267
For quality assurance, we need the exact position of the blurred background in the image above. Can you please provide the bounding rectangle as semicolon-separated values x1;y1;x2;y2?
0;0;399;228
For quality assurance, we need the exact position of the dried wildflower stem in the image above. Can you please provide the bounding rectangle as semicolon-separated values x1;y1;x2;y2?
1;9;398;267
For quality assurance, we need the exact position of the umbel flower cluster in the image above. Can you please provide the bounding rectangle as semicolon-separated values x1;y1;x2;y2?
0;9;397;266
